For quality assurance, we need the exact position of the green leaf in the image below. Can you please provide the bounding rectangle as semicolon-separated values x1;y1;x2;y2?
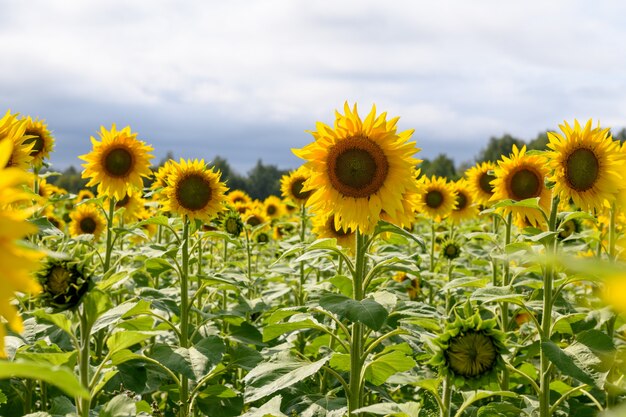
0;389;7;405
228;344;263;370
149;344;195;380
189;336;225;380
263;318;324;342
471;286;526;304
106;331;162;355
240;395;289;417
145;258;174;277
364;345;416;386
354;401;421;416
32;310;73;336
374;220;426;250
84;289;113;334
243;355;329;403
92;299;150;334
329;275;353;297
0;360;89;399
329;353;351;372
319;293;388;331
442;277;490;291
16;351;77;367
477;402;523;417
135;215;169;227
492;198;541;210
99;394;136;417
542;341;596;386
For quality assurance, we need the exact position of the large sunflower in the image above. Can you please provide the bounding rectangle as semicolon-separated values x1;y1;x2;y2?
311;213;355;252
448;179;478;224
80;124;154;200
0;139;43;357
0;110;33;170
546;119;623;212
466;161;497;206
491;145;551;228
293;103;421;234
280;166;312;205
163;159;228;222
69;204;107;240
21;116;55;168
415;176;456;222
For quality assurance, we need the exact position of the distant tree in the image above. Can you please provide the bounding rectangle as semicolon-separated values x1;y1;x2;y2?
245;159;288;200
418;153;458;180
527;131;549;150
212;155;248;191
476;134;525;163
47;166;90;194
613;128;626;144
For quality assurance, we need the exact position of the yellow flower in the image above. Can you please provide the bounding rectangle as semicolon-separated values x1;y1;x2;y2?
108;192;146;223
466;161;496;206
21;116;55;168
392;271;420;300
415;176;456;222
448;179;478;224
0;110;34;170
243;203;270;228
311;213;355;252
163;159;228;222
547;119;623;212
603;276;626;313
80;124;154;200
263;195;285;219
76;189;95;202
69;204;106;240
227;189;252;206
490;145;551;228
293;103;421;234
0;139;43;357
280;166;312;205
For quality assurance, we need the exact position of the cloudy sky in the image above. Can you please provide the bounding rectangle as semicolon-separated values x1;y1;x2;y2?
2;0;626;174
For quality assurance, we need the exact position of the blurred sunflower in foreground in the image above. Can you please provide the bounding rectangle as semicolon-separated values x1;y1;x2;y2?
0;139;43;357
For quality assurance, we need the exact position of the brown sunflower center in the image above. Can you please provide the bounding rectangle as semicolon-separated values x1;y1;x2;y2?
326;216;352;237
425;190;444;209
445;244;460;258
24;130;45;156
176;174;212;211
565;148;599;192
446;331;497;378
224;217;241;235
247;214;262;227
48;266;71;295
479;172;495;195
455;192;468;211
327;136;389;198
116;194;130;208
267;205;277;216
103;147;134;177
79;217;97;234
509;168;542;200
291;177;311;201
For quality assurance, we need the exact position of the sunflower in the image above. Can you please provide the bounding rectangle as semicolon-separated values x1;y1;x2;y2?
0;110;34;170
0;139;43;357
222;209;244;237
46;213;66;232
109;192;145;223
38;178;66;199
263;195;285;219
243;203;270;228
76;189;95;202
280;166;312;205
546;119;623;212
37;259;92;311
430;313;507;387
380;190;418;229
21;116;55;168
558;218;582;241
69;204;106;240
448;179;478;224
80;124;154;200
466;161;497;206
392;271;420;300
441;239;462;260
415;176;456;222
227;189;252;206
163;159;228;222
311;213;355;252
130;209;158;244
490;145;550;228
293;103;421;234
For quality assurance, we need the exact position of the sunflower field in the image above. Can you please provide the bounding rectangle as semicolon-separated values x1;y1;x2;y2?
1;104;626;417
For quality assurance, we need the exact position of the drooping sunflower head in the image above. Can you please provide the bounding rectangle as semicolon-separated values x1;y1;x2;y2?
415;176;456;222
546;119;623;212
558;218;583;241
466;161;497;206
0;110;34;170
227;189;252;206
430;313;507;387
222;209;244;237
490;145;550;228
311;212;355;252
37;259;92;312
163;159;228;222
280;166;312;205
21;116;55;168
263;195;285;219
80;124;154;200
255;230;271;244
449;179;478;224
293;103;421;234
69;204;106;240
441;239;462;260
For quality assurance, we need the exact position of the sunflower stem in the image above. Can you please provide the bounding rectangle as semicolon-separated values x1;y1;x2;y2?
179;217;191;417
430;221;436;273
297;203;307;306
441;374;452;417
500;212;512;391
77;304;91;417
244;228;253;301
348;230;367;415
539;194;559;417
491;216;499;286
103;198;116;272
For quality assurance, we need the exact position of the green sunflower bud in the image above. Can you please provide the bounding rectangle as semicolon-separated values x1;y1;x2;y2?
441;239;461;260
37;259;92;311
222;210;244;237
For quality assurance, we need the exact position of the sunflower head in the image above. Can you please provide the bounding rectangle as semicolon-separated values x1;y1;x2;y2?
558;218;583;241
243;203;270;228
222;209;244;237
263;195;285;219
69;204;107;240
110;192;145;223
449;179;478;224
311;213;355;252
280;166;312;205
293;103;421;234
441;239;462;260
227;189;252;206
415;176;456;222
430;313;507;387
163;159;229;222
547;119;624;212
80;124;154;200
37;259;92;311
0;110;34;170
76;189;95;202
21;116;55;168
392;271;420;300
255;230;271;244
466;162;497;206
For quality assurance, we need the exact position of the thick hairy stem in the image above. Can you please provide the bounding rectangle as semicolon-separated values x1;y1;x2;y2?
179;218;190;417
